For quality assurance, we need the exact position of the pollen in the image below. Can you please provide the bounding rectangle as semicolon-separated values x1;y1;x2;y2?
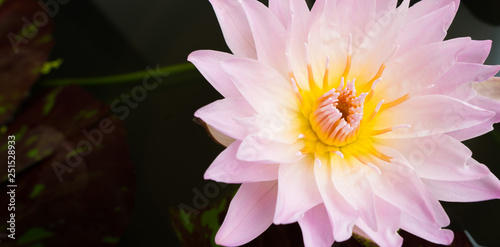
309;78;367;147
291;38;410;166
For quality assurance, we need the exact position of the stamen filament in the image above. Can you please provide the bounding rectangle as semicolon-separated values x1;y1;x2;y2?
367;100;384;122
290;77;303;104
364;64;386;92
371;148;392;163
341;55;352;80
354;155;381;174
307;64;318;92
379;93;410;112
340;35;353;80
356;141;393;163
365;78;382;102
339;77;345;90
323;56;330;90
371;124;411;136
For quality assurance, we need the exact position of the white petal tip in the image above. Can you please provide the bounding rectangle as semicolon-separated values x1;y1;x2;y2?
334;151;344;159
394;124;412;130
366;163;381;174
203;171;220;182
315;158;322;167
347;33;353;55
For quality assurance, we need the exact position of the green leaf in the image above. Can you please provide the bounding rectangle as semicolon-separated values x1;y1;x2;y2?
18;227;54;244
40;58;63;74
29;184;45;199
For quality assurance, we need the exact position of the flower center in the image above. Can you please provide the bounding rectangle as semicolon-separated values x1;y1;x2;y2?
290;38;411;162
309;79;367;147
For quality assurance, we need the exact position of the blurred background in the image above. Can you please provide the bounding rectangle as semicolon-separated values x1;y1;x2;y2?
1;0;499;246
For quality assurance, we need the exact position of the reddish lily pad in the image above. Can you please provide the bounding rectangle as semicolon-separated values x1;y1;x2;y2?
0;0;54;125
0;86;135;246
0;1;135;245
0;85;110;182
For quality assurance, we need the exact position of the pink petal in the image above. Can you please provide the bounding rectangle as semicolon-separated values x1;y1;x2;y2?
457;40;492;64
274;156;322;224
221;57;299;114
311;0;395;85
240;0;288;77
269;0;309;28
448;93;500;140
397;3;455;55
269;0;290;27
209;0;257;58
188;50;241;98
335;0;377;50
374;134;491;181
215;181;278;246
306;0;380;85
373;95;494;138
367;146;438;225
364;182;451;246
195;97;255;140
446;121;494;141
378;37;470;101
448;77;500;139
350;1;408;81
376;0;398;15
424;63;500;100
471;79;500;119
354;197;403;247
298;204;335;247
242;110;309;145
400;212;454;245
237;134;304;163
205;141;279;183
284;0;311;90
314;158;358;242
306;0;344;89
423;173;500;202
406;0;459;24
425;191;451;226
308;0;325;30
331;157;377;231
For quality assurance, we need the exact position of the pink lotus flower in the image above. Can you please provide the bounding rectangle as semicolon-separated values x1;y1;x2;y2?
189;0;500;246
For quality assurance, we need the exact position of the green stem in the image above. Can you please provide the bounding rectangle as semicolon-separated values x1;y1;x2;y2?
39;63;196;86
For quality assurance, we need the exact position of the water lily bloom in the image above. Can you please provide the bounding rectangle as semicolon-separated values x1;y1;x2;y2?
189;0;500;246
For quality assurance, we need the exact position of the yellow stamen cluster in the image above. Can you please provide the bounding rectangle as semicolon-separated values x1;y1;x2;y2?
290;48;410;167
